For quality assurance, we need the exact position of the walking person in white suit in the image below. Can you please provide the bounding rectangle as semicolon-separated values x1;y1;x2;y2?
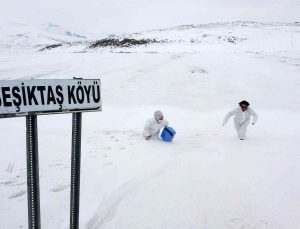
223;100;258;140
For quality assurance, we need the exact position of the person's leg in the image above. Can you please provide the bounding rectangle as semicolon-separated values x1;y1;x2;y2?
152;132;160;140
234;121;241;137
239;121;250;139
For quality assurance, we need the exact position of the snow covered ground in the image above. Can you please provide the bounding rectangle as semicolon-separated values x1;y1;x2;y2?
0;22;300;229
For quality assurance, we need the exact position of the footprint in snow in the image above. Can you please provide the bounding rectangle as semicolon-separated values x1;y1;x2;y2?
0;179;26;186
190;66;207;74
103;162;114;167
61;166;70;169
50;184;70;192
251;220;269;229
9;181;26;187
227;217;256;229
1;180;16;186
228;218;269;229
48;163;64;167
9;190;26;199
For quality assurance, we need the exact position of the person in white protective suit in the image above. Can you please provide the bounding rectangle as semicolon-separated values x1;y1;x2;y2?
222;100;258;140
143;110;169;140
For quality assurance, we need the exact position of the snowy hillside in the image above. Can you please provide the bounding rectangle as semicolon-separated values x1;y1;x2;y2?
32;21;300;54
0;21;88;52
0;21;300;229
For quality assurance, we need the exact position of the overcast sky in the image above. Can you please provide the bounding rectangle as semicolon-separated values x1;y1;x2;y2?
0;0;299;34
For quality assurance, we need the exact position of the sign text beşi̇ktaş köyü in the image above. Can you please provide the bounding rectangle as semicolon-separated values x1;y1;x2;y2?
0;79;101;117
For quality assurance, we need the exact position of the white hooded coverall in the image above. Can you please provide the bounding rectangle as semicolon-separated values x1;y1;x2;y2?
143;111;169;139
223;107;258;139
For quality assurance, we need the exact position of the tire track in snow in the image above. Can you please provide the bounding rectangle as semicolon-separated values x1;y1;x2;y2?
85;160;179;229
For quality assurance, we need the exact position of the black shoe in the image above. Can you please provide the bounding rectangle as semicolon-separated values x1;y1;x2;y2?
240;138;244;140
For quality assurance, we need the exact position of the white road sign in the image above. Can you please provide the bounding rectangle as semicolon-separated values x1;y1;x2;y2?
0;79;101;118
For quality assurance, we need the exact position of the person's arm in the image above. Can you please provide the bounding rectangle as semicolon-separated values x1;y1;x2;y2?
163;120;169;127
222;109;236;126
249;108;258;125
143;119;152;140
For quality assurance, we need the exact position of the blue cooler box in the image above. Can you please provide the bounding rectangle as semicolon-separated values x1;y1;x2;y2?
161;127;176;142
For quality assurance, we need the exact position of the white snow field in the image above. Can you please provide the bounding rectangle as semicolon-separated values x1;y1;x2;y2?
0;22;300;229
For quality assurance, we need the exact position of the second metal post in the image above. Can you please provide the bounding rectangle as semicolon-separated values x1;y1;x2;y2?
70;112;82;229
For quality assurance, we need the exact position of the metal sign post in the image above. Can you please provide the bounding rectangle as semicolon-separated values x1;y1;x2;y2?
70;112;82;229
26;115;41;229
0;79;101;229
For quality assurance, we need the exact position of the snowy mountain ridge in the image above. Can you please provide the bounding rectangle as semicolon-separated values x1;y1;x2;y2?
0;21;88;51
41;22;87;39
1;21;299;54
85;21;300;53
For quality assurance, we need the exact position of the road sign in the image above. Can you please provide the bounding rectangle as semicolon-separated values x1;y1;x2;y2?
0;79;101;118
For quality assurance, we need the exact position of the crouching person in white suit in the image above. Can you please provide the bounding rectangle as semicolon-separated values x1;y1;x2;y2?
223;100;258;140
143;110;169;140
